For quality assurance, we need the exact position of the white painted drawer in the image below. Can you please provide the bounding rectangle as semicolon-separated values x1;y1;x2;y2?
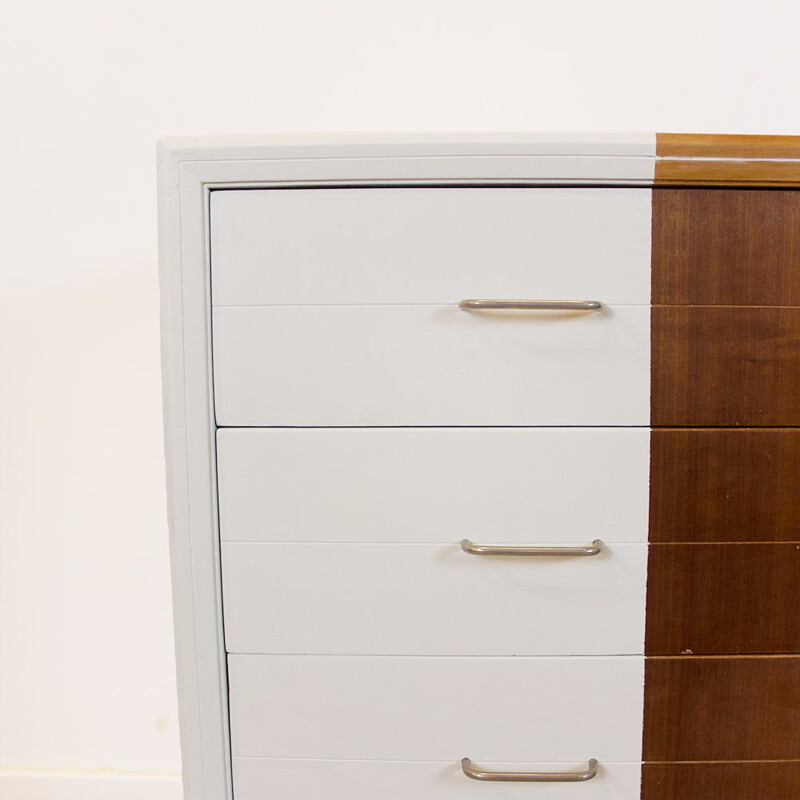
228;655;644;762
221;542;647;656
212;304;649;426
232;758;643;800
210;188;651;306
216;428;650;544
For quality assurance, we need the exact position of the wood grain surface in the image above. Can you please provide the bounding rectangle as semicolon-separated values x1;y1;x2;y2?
652;189;800;305
657;133;800;159
651;306;800;426
645;543;800;655
649;429;800;543
641;761;800;800
654;160;800;187
642;656;800;761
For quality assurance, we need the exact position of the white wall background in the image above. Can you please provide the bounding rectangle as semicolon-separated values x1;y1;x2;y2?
2;0;799;797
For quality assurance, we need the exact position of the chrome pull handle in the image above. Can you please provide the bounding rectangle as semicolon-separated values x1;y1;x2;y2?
461;757;599;782
461;539;603;557
459;298;602;311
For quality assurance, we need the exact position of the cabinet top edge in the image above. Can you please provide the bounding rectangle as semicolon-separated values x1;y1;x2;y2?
157;132;800;188
655;133;800;187
157;131;657;160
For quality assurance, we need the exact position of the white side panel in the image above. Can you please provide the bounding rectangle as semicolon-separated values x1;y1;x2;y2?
210;188;651;306
213;304;649;426
222;542;647;656
232;758;642;800
158;152;231;798
217;427;650;544
228;655;645;762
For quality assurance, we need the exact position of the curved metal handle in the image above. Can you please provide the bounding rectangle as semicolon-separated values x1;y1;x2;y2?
461;539;603;557
461;757;599;782
459;298;602;311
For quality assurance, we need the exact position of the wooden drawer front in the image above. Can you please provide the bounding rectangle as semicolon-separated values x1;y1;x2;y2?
645;544;800;655
217;428;650;544
643;656;800;761
649;429;800;543
213;305;649;426
233;758;644;800
651;306;800;426
222;542;647;656
652;189;800;305
228;655;645;762
641;762;800;800
210;188;651;306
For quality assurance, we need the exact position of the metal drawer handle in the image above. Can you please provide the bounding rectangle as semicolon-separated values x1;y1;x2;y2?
459;298;603;311
461;757;599;782
461;539;603;557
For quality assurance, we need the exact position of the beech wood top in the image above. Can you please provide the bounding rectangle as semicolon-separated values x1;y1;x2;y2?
656;132;800;186
658;133;800;159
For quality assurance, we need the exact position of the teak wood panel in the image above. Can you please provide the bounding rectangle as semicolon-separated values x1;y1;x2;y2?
642;656;800;761
649;429;800;543
645;543;800;655
652;189;800;305
641;761;800;800
651;306;800;427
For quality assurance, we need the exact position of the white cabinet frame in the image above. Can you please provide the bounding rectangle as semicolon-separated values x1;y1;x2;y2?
157;133;657;799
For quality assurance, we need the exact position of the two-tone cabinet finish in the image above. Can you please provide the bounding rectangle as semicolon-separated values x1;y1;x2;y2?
158;133;800;800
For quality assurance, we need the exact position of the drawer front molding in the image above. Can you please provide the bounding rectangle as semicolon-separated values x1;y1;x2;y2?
222;542;647;656
213;304;650;427
233;759;644;800
211;187;651;306
228;655;646;762
217;427;650;544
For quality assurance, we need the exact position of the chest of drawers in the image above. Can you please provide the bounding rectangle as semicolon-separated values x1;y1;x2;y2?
158;133;800;800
